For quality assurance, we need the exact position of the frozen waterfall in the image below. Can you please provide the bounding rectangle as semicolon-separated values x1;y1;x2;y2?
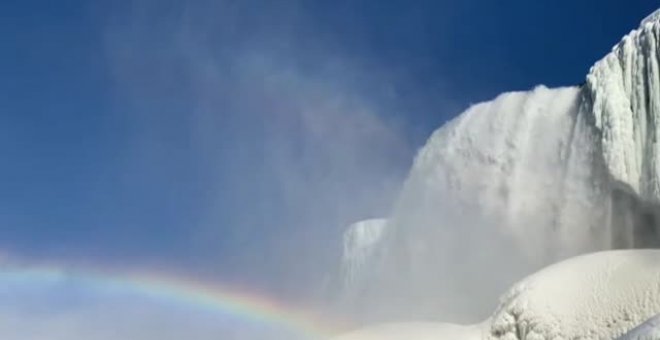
339;10;660;324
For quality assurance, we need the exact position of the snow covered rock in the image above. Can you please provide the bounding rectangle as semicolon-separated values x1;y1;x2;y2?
487;250;660;340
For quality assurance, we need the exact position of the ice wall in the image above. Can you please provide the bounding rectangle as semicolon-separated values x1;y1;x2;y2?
340;11;660;325
585;11;660;200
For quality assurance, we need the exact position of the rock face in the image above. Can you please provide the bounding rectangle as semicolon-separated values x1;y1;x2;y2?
339;8;660;324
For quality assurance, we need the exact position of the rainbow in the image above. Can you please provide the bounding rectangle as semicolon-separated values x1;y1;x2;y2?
0;265;345;339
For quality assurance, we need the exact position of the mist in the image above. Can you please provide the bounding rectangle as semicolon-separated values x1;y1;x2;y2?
99;0;427;307
2;0;457;337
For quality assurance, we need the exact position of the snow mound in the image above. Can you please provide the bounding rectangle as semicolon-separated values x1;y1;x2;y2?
331;322;483;340
487;250;660;339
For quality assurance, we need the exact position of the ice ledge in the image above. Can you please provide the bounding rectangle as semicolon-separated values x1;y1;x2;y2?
641;8;660;26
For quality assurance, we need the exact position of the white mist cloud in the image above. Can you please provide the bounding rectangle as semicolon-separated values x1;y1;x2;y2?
100;0;424;304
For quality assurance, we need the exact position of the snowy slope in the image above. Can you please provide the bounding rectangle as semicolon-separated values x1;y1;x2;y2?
338;8;660;325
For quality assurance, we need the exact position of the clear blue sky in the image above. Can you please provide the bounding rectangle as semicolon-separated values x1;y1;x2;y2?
0;0;657;301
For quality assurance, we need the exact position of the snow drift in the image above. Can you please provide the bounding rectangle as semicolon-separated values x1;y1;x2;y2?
338;7;660;326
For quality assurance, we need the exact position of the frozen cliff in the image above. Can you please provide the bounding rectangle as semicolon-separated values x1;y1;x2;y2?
339;8;660;324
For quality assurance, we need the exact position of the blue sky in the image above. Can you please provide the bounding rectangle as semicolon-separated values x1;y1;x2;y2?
0;0;658;305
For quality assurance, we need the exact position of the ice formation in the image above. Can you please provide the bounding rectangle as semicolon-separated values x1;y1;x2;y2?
338;7;660;327
586;9;660;201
